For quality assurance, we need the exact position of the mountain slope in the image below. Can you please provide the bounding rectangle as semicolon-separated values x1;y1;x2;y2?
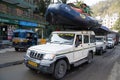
91;0;120;17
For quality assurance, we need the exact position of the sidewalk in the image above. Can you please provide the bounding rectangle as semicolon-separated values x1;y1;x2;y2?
0;40;12;49
108;44;120;80
0;47;25;68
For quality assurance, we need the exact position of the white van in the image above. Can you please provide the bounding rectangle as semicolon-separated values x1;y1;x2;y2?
24;31;96;79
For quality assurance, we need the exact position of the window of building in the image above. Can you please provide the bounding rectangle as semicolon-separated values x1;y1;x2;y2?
8;6;16;15
0;4;7;13
16;8;23;16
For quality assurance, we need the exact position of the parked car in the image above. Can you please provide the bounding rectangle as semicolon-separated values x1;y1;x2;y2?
107;38;115;48
24;31;96;79
95;36;107;55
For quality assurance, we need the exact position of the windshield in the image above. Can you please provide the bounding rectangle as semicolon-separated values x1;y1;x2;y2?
96;37;103;42
13;32;26;38
108;39;112;41
13;32;19;37
48;33;75;45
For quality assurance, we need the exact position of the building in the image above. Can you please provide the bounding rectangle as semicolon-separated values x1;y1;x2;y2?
0;0;45;41
102;13;119;30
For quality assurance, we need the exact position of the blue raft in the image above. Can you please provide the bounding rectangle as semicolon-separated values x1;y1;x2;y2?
45;3;101;29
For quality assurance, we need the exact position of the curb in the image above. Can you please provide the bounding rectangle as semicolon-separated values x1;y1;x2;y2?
0;48;14;53
0;60;24;68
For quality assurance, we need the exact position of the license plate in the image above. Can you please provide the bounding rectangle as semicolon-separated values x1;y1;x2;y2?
28;60;38;67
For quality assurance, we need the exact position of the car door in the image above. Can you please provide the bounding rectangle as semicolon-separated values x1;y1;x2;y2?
74;35;84;62
82;35;90;58
89;35;96;53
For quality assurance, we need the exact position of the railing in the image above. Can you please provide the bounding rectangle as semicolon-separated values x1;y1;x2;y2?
1;0;35;9
0;9;45;23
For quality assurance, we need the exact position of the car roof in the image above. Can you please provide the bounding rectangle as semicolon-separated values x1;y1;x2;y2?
52;31;95;35
13;29;34;33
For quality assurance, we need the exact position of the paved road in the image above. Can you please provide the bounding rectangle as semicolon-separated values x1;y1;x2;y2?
0;45;120;80
0;48;25;66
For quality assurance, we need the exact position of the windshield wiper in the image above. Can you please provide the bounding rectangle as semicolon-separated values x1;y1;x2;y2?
50;41;61;43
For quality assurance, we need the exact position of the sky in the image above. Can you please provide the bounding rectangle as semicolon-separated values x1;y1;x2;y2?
67;0;105;6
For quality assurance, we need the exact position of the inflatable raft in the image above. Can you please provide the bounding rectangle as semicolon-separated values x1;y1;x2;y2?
45;3;100;29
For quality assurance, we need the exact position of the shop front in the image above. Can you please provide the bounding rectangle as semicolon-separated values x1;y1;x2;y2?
0;18;45;45
0;17;18;41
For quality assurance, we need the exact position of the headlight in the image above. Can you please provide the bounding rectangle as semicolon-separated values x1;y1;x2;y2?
43;54;55;60
26;49;31;57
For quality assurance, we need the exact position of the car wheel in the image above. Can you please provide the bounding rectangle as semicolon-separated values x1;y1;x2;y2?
87;52;93;64
53;60;67;79
28;67;37;72
113;45;115;48
15;48;19;51
99;48;103;55
104;47;107;53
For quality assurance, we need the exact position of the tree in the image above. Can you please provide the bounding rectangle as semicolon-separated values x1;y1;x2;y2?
75;1;93;16
61;0;67;4
112;14;120;32
75;1;83;8
34;0;51;16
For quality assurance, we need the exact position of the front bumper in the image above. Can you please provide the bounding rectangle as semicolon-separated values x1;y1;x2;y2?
107;44;113;48
96;47;101;52
12;42;29;49
24;55;55;74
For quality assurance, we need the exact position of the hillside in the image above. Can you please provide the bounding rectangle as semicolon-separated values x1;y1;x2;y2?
91;0;120;17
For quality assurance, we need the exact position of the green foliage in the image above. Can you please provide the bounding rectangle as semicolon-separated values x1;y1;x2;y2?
112;14;120;32
35;0;51;16
75;1;93;16
61;0;67;4
75;1;83;8
39;0;46;16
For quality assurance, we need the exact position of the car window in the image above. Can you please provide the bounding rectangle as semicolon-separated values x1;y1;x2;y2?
75;35;82;47
84;35;89;43
49;33;75;45
90;35;95;43
108;39;112;41
96;37;103;42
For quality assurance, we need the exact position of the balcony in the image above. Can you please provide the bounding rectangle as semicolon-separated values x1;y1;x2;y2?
1;0;36;10
0;10;46;24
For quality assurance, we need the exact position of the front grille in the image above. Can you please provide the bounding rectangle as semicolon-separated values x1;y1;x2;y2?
29;51;43;60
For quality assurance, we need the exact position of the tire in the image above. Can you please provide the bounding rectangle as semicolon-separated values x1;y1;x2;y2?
28;67;37;72
99;48;103;55
53;60;67;80
87;52;93;64
15;48;19;51
103;47;107;53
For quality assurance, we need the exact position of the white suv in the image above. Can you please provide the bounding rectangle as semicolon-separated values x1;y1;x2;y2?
107;38;115;48
95;36;107;55
24;31;96;79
